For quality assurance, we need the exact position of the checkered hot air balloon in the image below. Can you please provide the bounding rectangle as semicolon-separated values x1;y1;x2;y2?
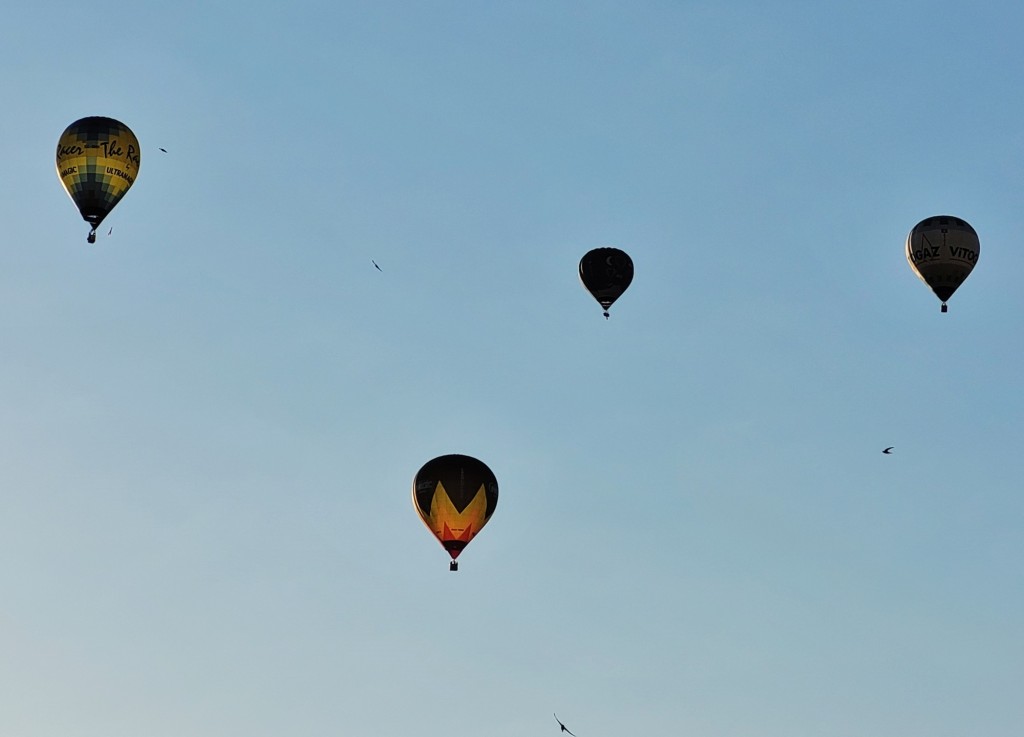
56;117;140;243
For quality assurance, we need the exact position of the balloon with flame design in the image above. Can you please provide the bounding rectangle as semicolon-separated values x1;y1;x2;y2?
579;247;633;318
56;117;141;243
906;216;980;312
412;454;499;571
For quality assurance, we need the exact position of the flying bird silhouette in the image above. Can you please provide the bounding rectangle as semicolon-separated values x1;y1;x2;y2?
882;447;894;454
554;714;576;736
159;148;167;153
372;260;382;272
107;227;113;236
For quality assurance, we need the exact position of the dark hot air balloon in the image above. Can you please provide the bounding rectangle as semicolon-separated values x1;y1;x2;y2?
906;216;979;312
579;247;633;318
56;117;141;243
412;454;498;571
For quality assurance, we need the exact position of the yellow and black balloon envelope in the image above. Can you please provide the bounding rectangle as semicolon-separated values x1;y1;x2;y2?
579;247;633;317
906;216;979;312
56;117;141;242
413;454;498;569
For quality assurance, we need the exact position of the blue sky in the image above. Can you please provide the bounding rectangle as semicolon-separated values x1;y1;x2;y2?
2;2;1023;735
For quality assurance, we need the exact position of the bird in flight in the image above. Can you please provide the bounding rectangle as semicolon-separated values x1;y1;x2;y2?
107;227;113;236
554;714;576;736
159;148;168;153
882;447;894;454
372;260;382;272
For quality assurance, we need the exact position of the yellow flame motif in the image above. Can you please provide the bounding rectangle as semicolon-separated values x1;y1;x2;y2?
425;481;490;554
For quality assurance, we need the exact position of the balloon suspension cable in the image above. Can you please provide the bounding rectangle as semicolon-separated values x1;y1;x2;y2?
941;303;948;313
87;228;97;244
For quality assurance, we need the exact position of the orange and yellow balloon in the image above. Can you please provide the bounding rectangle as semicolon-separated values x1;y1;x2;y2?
412;454;498;571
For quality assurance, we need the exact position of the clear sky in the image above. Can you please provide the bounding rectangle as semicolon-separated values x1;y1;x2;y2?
2;2;1023;736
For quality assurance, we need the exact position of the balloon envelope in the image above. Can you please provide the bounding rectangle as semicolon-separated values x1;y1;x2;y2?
579;247;633;316
56;117;141;238
412;454;498;562
905;216;979;311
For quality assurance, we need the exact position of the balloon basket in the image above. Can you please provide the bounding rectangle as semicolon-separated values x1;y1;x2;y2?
449;561;459;572
941;303;948;313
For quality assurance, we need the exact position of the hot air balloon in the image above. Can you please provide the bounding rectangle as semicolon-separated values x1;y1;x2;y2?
56;117;141;243
579;247;633;318
413;454;498;571
906;216;979;312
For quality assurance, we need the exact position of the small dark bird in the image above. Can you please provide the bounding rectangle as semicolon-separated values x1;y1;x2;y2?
883;447;894;454
159;148;167;153
554;714;576;736
107;227;113;236
372;260;382;272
